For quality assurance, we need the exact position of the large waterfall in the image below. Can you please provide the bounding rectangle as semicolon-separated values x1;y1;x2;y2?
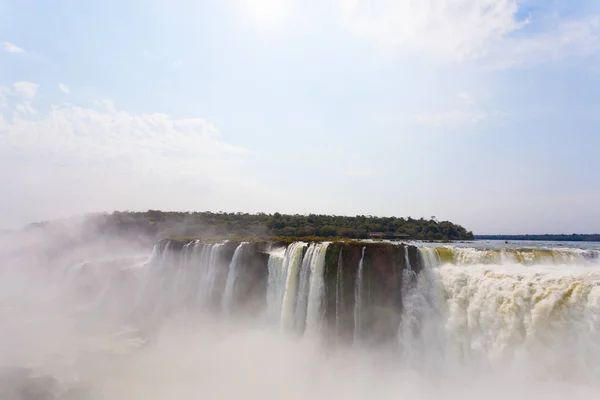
141;241;600;358
392;245;600;379
5;238;600;398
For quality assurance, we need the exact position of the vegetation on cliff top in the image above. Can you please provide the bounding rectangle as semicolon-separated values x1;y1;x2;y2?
71;210;473;241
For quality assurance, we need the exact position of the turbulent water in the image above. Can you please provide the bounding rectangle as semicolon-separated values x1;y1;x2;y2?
2;238;600;399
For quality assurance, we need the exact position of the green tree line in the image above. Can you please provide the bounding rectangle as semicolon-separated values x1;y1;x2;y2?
81;210;473;241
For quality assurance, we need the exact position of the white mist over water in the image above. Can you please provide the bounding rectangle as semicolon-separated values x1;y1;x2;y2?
2;235;600;399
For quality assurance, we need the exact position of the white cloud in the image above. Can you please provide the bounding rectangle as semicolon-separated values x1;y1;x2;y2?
0;100;247;170
0;90;261;225
457;92;475;105
3;41;25;53
58;83;70;94
12;81;39;99
339;0;522;60
416;110;487;128
338;1;600;66
15;101;36;116
486;15;600;68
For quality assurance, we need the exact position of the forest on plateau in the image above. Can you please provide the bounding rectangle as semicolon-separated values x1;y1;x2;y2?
67;210;475;241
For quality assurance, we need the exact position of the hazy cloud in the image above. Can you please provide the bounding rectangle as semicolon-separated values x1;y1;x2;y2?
0;98;247;171
0;86;258;226
12;81;39;99
457;92;475;105
2;41;25;53
338;1;600;66
486;15;600;68
416;110;487;128
339;0;522;60
15;101;36;116
58;83;70;94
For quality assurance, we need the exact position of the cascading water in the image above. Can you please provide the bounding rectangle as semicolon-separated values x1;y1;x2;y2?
399;247;446;367
405;247;412;271
295;244;317;332
305;242;330;336
265;242;330;334
8;235;600;398
266;246;286;322
140;241;229;316
399;244;600;380
202;243;225;303
335;248;343;335
279;242;307;330
433;246;600;266
353;246;366;343
222;242;247;314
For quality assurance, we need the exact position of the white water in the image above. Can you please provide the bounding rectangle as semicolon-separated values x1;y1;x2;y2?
432;246;600;266
203;243;225;302
222;242;247;315
353;246;366;343
279;242;307;331
266;247;286;322
266;242;331;335
400;245;600;381
335;248;343;334
4;236;600;399
295;244;316;332
305;242;330;336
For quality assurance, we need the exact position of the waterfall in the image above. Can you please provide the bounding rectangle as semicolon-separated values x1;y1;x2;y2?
353;246;366;343
203;243;225;303
335;248;343;334
175;240;198;309
295;244;317;332
186;242;208;306
399;248;447;366
438;262;600;379
134;238;600;381
419;247;440;268
305;242;330;336
434;246;600;266
280;242;307;330
269;242;330;334
266;247;287;322
222;242;247;314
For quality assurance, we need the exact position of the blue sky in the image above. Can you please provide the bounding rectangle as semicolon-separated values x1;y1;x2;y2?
1;0;600;234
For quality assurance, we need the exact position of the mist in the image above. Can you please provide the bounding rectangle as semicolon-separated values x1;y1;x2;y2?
1;221;600;400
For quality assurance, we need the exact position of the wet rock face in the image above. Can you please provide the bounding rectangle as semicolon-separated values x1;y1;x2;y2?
323;243;361;343
362;244;405;344
322;242;417;344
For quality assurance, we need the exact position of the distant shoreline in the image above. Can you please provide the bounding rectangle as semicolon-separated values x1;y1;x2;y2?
475;234;600;242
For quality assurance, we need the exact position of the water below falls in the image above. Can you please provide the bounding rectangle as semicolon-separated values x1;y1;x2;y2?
2;239;600;398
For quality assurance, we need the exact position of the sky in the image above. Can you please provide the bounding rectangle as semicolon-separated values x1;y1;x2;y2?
1;0;600;234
